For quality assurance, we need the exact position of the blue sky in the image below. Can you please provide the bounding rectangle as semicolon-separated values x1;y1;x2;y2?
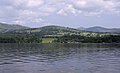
0;0;120;28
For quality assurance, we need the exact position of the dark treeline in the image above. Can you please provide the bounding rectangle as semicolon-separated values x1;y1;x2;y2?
0;35;42;43
0;34;120;43
55;35;120;43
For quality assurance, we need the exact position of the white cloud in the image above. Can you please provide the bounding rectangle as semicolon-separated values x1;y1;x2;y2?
57;4;78;16
71;0;120;15
20;10;36;16
14;0;44;8
26;0;44;7
73;0;87;8
57;9;67;16
0;0;57;26
56;0;120;16
0;0;120;27
14;20;25;25
38;5;56;16
33;18;45;23
84;11;103;16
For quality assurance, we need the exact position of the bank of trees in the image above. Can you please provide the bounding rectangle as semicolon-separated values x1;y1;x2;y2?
0;35;42;43
55;35;120;43
0;34;120;43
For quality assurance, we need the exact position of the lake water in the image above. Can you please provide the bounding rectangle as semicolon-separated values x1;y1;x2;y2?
0;43;120;73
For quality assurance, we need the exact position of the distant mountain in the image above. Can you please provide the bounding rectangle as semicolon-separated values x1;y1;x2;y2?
77;27;85;30
78;26;120;33
0;23;29;33
85;26;109;32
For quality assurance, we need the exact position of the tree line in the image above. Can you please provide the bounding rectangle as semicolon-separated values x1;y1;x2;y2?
0;35;42;43
0;34;120;43
54;34;120;43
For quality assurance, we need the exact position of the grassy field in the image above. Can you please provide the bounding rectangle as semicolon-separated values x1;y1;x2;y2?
42;38;57;43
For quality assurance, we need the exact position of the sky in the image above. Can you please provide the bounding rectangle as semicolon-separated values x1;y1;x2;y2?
0;0;120;28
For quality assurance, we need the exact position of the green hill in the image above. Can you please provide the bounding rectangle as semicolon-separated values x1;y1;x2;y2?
0;23;29;33
8;25;82;36
1;24;119;38
1;25;120;43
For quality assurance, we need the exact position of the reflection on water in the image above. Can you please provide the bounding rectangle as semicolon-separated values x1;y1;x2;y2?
0;43;120;73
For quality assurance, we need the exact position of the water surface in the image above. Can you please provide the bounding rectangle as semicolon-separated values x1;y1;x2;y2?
0;43;120;73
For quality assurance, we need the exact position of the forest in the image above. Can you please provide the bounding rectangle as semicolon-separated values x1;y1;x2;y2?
55;34;120;43
0;35;42;43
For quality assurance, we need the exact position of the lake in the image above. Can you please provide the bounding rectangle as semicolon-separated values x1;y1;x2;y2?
0;43;120;73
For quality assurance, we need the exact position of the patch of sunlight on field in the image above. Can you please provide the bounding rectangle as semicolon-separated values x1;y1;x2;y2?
42;38;57;43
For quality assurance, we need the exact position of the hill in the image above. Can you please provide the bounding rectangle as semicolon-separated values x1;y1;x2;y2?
0;23;29;33
7;25;81;37
1;25;120;43
78;26;120;33
1;24;119;37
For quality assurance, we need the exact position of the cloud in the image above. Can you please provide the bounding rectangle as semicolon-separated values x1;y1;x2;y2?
84;11;103;16
33;18;45;23
56;0;120;16
71;0;120;14
14;20;25;25
57;4;78;16
0;0;120;27
13;0;44;8
0;0;56;26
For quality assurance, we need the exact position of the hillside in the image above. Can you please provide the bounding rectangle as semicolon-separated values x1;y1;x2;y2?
0;23;29;33
7;25;82;36
85;26;110;32
0;24;119;37
78;26;120;33
5;25;117;38
1;25;120;43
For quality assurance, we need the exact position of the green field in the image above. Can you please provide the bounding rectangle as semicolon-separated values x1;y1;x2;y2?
42;38;57;43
